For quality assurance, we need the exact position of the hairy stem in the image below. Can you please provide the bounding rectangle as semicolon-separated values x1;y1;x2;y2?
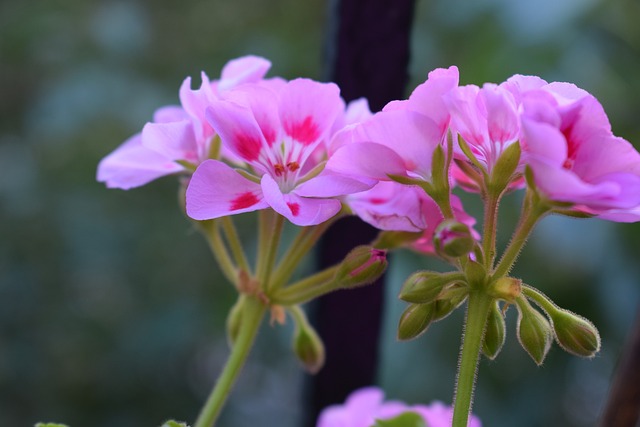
193;296;266;427
452;291;493;427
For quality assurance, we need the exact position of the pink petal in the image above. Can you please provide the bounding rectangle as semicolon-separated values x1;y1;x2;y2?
388;65;459;134
347;182;428;232
325;142;408;181
354;110;443;179
223;84;281;147
521;117;567;167
279;78;342;146
186;160;267;220
481;83;519;144
501;74;547;103
261;174;341;225
153;105;188;123
97;134;183;189
141;119;199;163
218;55;271;91
295;171;373;198
179;73;216;138
205;100;267;163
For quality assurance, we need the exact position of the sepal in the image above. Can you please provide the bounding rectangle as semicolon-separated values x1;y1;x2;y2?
399;271;465;304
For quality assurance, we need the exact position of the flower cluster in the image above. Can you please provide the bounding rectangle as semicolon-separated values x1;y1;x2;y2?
97;55;639;427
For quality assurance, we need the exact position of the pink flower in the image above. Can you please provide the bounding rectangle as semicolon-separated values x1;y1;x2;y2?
316;386;482;427
185;79;371;226
520;90;640;221
97;56;271;189
326;67;459;185
444;83;520;177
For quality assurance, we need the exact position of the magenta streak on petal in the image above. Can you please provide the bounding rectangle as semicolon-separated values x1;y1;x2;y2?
287;202;300;216
284;116;319;145
234;133;262;161
230;192;260;210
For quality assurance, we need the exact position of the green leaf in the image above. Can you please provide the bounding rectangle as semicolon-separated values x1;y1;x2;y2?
373;412;427;427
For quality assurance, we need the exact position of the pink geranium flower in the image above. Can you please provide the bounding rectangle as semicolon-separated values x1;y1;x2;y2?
316;386;482;427
445;83;520;173
97;56;271;189
521;90;640;221
326;67;459;185
185;79;371;226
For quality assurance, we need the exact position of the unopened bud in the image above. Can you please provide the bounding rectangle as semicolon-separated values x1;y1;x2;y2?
516;297;553;365
483;302;506;360
397;303;435;341
374;412;427;427
399;271;464;304
551;308;600;358
334;246;387;288
489;277;521;303
433;284;469;321
161;421;189;427
434;220;475;258
292;309;325;374
372;230;422;250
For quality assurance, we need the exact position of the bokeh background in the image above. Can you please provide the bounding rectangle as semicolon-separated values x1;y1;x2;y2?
1;0;639;426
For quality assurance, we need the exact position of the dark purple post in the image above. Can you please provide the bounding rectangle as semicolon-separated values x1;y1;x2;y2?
307;0;416;424
600;309;640;427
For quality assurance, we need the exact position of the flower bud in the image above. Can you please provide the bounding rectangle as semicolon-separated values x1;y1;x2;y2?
161;421;189;427
226;296;245;348
292;309;325;374
374;411;427;427
399;271;464;304
432;285;469;322
434;220;475;258
551;308;600;358
482;302;506;360
372;230;422;250
516;297;553;365
397;303;435;341
334;246;387;288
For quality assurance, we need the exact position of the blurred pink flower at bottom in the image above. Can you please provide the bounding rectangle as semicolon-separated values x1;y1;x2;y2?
316;387;481;427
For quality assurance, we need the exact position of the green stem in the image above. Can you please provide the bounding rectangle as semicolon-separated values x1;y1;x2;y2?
492;193;549;279
271;265;340;305
202;220;237;286
262;214;285;293
271;217;338;289
221;216;251;275
452;291;493;427
255;210;275;283
521;285;558;315
193;297;266;427
481;190;501;270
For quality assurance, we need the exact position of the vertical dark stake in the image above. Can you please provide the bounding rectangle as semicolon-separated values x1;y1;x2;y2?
307;0;416;424
600;309;640;427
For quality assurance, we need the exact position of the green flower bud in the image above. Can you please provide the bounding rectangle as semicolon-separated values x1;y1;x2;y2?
432;284;469;321
516;297;553;365
161;421;190;427
483;302;506;360
399;271;464;304
226;296;245;348
334;246;387;288
397;303;435;341
291;308;325;374
434;220;475;258
551;308;601;358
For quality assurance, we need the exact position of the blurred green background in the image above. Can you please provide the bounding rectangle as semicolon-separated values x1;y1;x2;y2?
1;0;639;426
